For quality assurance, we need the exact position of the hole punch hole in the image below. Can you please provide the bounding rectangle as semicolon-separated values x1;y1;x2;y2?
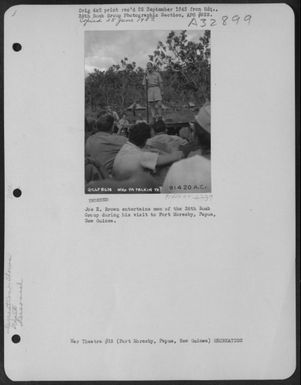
13;188;22;198
12;334;21;344
12;43;22;52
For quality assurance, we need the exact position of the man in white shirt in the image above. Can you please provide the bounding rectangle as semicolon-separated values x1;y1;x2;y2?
113;123;183;180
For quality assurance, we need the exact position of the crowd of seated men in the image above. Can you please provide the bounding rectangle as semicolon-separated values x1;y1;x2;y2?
85;103;211;194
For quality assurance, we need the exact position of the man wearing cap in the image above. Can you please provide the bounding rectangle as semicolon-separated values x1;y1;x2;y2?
162;103;211;194
143;62;163;121
179;102;211;158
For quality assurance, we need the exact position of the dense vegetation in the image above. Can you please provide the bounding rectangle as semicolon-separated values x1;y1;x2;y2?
85;30;210;115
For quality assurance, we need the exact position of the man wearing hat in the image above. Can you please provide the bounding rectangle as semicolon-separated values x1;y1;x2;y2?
162;103;211;193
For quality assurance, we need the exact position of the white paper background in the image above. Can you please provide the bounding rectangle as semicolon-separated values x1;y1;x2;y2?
4;3;295;381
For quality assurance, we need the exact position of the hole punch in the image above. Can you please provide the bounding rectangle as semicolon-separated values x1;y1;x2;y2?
11;334;21;344
13;188;22;198
12;43;22;52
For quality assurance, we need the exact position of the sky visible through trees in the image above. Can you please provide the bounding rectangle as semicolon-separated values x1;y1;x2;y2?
85;30;210;115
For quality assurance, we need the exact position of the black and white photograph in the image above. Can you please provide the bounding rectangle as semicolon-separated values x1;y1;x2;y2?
85;30;211;193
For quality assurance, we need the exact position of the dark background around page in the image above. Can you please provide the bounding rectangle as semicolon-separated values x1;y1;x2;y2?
0;0;299;384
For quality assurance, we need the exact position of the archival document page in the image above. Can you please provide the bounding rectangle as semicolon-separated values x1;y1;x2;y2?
4;3;295;381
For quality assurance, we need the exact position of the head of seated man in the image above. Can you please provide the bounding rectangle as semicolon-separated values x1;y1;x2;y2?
129;122;152;148
146;118;187;154
96;114;114;133
152;118;167;136
179;126;193;142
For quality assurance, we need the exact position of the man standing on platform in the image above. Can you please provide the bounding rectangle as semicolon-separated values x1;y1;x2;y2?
143;62;163;122
85;114;127;175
